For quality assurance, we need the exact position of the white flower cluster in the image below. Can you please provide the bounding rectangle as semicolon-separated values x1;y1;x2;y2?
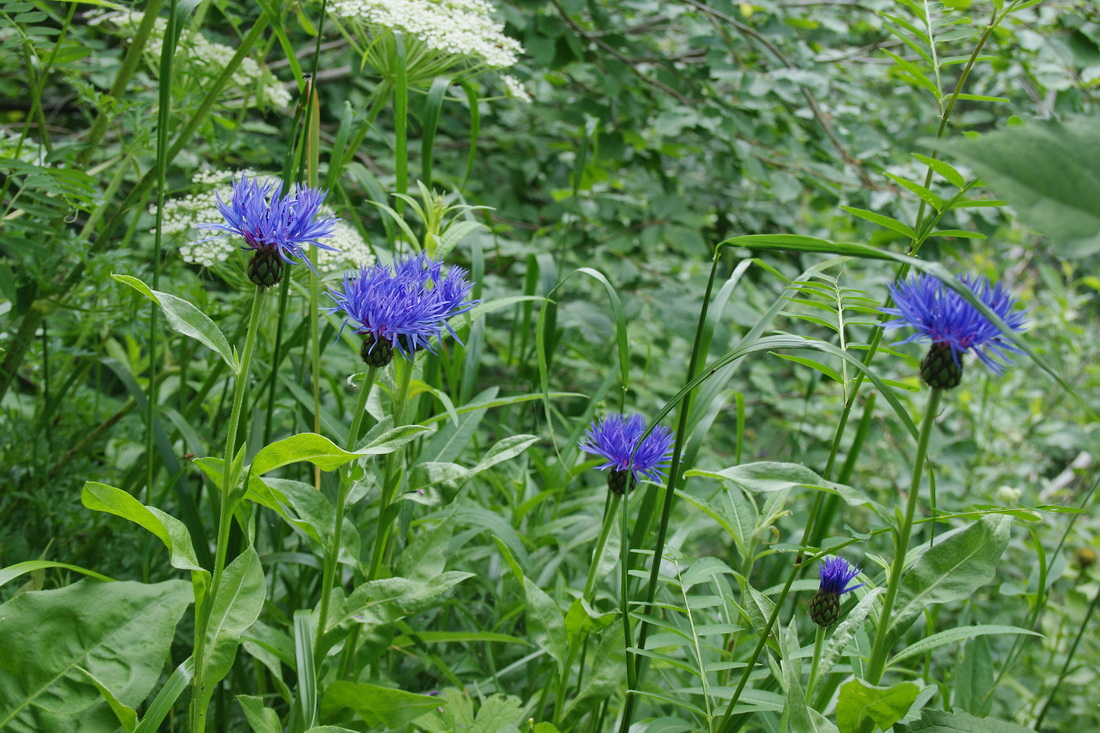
329;0;524;69
159;169;374;272
501;74;531;103
89;11;292;110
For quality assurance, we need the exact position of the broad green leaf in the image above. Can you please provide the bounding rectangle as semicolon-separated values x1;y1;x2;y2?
321;681;441;728
837;679;921;732
942;116;1100;256
886;515;1012;648
896;709;1033;732
201;547;265;688
396;510;457;581
954;635;993;717
237;695;280;733
523;577;568;674
75;666;136;733
112;274;236;372
256;478;360;565
251;433;357;475
0;580;191;733
887;624;1039;667
414;688;524;733
81;482;204;572
333;572;474;630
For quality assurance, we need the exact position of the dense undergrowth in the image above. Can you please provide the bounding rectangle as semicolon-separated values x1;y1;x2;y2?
1;0;1099;732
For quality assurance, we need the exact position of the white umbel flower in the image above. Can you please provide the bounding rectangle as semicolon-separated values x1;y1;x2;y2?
329;0;523;73
90;10;292;110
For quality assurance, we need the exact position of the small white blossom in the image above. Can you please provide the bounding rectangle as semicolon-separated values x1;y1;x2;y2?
329;0;524;70
90;11;292;110
501;74;531;102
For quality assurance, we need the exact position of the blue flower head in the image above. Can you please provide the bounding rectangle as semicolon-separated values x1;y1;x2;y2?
326;252;477;366
578;414;674;495
881;273;1027;388
810;556;865;627
198;176;339;286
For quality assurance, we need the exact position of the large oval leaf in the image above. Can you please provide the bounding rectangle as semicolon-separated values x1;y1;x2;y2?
0;580;191;732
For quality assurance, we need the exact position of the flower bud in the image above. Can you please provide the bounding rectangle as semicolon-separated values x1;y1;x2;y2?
247;249;285;288
607;468;637;496
360;334;394;368
920;342;963;390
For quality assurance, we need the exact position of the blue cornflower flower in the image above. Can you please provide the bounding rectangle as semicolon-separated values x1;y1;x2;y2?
881;273;1027;389
809;556;866;627
198;176;339;286
578;414;674;495
326;252;477;367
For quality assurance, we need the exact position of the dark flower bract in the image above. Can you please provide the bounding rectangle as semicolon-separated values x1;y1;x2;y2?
881;273;1027;380
578;414;674;494
198;176;339;271
326;252;477;363
809;556;866;627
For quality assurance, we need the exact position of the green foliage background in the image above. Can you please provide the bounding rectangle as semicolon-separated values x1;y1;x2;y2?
1;0;1099;731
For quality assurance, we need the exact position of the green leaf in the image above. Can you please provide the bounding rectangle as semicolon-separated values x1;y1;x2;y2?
0;580;192;732
912;154;965;188
0;560;113;589
76;666;137;733
200;547;265;690
836;679;921;732
112;274;236;372
250;433;358;475
840;206;916;239
896;709;1034;733
132;658;193;733
954;635;993;716
885;515;1012;649
817;588;883;682
941;116;1100;256
887;624;1040;668
686;462;885;516
523;577;568;674
333;573;474;630
321;681;441;728
237;695;280;733
81;482;204;572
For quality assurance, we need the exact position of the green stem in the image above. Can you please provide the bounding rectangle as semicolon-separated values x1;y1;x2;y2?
315;368;378;655
554;491;622;726
191;285;266;733
583;492;622;602
367;355;415;581
866;387;943;684
806;625;827;701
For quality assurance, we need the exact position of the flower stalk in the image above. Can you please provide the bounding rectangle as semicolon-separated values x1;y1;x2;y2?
866;386;943;683
191;283;266;733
